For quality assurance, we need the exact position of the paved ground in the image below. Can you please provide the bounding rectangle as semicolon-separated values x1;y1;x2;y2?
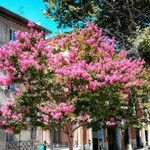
46;146;150;150
48;147;150;150
135;146;150;150
47;148;80;150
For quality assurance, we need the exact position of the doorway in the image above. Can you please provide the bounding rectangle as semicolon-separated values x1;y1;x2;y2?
107;128;115;150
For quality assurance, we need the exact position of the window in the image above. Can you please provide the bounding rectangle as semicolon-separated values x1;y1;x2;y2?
9;29;16;41
31;127;37;140
50;129;61;144
7;84;16;92
6;133;15;142
8;29;16;91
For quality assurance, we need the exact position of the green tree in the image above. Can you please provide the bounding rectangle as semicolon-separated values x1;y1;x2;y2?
132;26;150;116
132;26;150;63
43;0;150;47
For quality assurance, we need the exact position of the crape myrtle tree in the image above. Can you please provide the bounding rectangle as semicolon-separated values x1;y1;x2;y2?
0;22;147;150
43;0;150;47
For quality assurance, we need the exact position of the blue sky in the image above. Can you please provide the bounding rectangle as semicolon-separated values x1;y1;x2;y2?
0;0;72;36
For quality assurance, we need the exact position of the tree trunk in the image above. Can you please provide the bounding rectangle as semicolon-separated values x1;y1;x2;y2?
67;133;74;150
63;120;82;150
63;120;74;150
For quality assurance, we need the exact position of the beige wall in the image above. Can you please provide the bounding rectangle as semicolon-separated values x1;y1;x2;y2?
0;15;29;46
60;130;68;145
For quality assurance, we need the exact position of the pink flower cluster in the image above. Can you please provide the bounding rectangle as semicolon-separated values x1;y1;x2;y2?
77;113;90;122
0;100;22;133
27;21;35;27
106;117;116;127
38;102;75;121
6;126;15;134
48;23;146;99
0;75;12;86
0;101;22;120
0;25;48;86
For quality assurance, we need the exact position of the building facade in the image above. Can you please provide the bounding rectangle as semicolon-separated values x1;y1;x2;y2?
99;126;150;150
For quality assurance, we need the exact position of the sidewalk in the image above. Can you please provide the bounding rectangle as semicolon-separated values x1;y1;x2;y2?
49;146;150;150
46;146;150;150
47;148;80;150
47;147;81;150
135;146;150;150
47;147;150;150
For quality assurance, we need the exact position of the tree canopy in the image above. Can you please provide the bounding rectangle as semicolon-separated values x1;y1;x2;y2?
0;22;148;149
43;0;150;47
132;26;150;115
132;26;150;63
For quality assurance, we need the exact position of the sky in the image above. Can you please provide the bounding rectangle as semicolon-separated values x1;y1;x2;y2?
0;0;72;36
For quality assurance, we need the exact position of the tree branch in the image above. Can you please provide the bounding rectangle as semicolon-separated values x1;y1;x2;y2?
125;0;135;27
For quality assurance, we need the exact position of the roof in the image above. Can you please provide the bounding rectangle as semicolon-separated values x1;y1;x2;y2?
0;6;51;34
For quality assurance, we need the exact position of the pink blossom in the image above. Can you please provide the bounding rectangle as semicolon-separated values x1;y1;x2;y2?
15;88;21;96
106;117;116;126
88;80;99;90
6;127;14;134
0;121;6;127
106;121;116;126
42;114;49;122
38;102;75;121
27;21;35;27
0;76;12;86
51;112;62;120
12;113;22;121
